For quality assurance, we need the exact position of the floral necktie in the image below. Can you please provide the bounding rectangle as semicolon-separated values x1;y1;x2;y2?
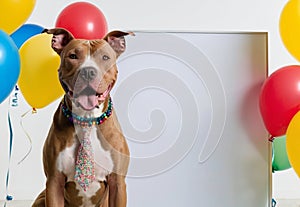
74;128;95;191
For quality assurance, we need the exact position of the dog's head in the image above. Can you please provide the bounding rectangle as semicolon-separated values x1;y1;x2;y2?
44;28;133;112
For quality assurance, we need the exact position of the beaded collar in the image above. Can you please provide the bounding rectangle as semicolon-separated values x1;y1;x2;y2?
61;97;113;127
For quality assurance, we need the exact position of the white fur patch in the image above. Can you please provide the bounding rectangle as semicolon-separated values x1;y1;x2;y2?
91;127;114;180
56;140;77;181
80;55;99;72
77;181;101;207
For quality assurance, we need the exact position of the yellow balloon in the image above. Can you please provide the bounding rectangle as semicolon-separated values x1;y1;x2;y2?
18;33;64;109
286;111;300;177
0;0;36;34
279;0;300;61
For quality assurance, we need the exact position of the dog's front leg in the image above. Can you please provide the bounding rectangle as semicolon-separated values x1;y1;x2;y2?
108;173;127;207
45;173;65;207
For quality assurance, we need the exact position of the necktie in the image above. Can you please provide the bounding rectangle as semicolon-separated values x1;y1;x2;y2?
74;128;95;191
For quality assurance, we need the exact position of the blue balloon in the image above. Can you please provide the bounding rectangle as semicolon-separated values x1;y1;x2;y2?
11;24;44;49
0;30;20;103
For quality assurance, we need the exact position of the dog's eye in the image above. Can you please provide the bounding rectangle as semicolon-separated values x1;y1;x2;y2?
69;54;78;59
102;55;110;60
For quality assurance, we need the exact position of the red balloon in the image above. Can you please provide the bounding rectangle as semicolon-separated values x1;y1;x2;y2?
55;2;108;39
259;65;300;137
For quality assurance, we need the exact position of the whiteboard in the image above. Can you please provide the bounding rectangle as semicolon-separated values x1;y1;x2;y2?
112;32;269;207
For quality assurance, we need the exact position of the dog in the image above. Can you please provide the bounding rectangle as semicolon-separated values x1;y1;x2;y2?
32;28;132;207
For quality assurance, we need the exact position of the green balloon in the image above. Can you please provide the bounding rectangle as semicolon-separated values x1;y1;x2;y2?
272;135;291;172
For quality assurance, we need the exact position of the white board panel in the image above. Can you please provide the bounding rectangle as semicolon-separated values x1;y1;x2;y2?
112;32;269;207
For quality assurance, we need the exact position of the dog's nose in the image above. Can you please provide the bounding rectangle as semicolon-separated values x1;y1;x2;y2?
80;67;97;81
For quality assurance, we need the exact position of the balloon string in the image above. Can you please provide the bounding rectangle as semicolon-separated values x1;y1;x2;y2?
17;109;35;165
5;99;14;205
271;142;275;173
268;135;275;142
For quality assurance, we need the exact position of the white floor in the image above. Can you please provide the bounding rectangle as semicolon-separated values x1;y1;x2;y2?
0;199;300;207
275;199;300;207
0;200;33;207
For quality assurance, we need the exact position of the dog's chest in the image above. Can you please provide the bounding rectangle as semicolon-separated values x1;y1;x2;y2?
56;127;114;200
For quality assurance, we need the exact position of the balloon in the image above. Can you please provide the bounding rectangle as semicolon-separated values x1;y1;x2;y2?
0;30;20;103
287;111;300;177
272;135;291;172
11;24;44;49
280;0;300;61
259;65;300;137
18;33;64;109
55;2;108;39
0;0;36;34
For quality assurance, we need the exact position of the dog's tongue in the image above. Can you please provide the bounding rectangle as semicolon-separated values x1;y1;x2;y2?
77;95;98;111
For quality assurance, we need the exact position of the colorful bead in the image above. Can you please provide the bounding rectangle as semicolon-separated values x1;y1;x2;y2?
61;97;113;127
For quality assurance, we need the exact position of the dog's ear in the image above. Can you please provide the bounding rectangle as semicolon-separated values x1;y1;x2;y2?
104;31;134;57
42;28;74;55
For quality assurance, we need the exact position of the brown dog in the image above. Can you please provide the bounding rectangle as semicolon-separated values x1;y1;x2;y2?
32;28;132;207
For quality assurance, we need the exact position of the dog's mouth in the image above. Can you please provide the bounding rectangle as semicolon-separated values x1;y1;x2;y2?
69;84;112;111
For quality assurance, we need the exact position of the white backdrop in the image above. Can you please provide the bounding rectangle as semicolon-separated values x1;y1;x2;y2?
0;0;298;202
